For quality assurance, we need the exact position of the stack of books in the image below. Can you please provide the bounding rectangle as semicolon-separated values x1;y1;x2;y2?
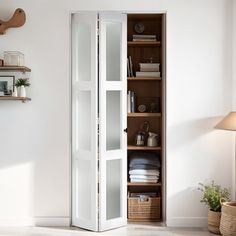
133;35;156;42
127;91;136;113
136;63;161;78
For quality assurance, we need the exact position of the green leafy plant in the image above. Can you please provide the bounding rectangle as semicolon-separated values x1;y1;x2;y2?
198;181;230;212
15;78;30;87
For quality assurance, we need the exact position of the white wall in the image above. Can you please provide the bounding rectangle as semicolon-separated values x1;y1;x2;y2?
0;0;234;227
233;0;236;110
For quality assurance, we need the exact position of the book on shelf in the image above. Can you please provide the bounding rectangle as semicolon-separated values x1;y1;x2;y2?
132;34;157;42
140;67;160;72
130;91;136;112
136;71;161;77
127;90;136;113
139;63;160;72
129;56;134;77
133;34;156;39
127;58;130;77
127;91;131;113
133;38;157;42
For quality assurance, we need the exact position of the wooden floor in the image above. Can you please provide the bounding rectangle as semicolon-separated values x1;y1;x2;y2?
0;225;214;236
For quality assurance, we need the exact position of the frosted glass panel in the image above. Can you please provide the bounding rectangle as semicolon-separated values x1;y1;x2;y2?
106;91;120;150
106;159;121;220
77;22;91;81
106;22;121;81
77;159;91;220
76;91;91;151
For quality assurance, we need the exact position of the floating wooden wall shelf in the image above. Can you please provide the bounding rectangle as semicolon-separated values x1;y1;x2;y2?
0;96;31;103
0;66;31;73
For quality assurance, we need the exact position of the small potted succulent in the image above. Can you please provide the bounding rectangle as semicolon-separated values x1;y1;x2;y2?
198;181;230;235
15;78;30;97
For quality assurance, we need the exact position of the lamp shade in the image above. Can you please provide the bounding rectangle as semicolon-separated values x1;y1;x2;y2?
215;112;236;131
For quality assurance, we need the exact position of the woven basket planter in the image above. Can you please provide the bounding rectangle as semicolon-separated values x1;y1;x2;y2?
208;210;221;234
220;202;236;236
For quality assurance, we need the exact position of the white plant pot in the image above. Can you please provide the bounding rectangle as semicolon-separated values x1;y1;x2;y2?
19;85;26;97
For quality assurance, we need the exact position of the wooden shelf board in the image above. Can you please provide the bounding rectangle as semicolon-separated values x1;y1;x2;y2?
0;96;31;102
128;145;161;151
128;112;161;117
127;182;161;187
0;66;31;72
128;41;161;46
128;77;162;81
128;219;162;222
128;14;162;21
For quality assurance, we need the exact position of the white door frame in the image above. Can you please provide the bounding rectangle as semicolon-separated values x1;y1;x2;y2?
70;10;167;229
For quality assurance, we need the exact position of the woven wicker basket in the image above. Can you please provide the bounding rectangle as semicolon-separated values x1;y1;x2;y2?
208;210;221;234
128;196;161;220
220;202;236;236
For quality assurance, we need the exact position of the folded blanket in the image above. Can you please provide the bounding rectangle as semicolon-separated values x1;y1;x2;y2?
129;164;158;170
130;178;158;183
129;152;160;168
129;175;158;180
129;169;160;176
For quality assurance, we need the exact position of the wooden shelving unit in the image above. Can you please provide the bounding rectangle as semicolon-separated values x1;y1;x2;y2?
128;112;161;117
128;145;161;151
0;66;31;73
127;13;164;223
0;96;31;102
128;77;161;81
0;66;32;102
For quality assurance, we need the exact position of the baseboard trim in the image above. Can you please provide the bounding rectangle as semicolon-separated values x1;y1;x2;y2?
167;217;208;227
0;218;35;226
0;216;206;228
34;217;71;227
0;217;70;227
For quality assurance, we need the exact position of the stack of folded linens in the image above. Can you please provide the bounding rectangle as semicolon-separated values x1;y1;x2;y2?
129;152;160;183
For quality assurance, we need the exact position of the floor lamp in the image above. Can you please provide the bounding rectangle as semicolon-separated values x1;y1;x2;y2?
215;112;236;200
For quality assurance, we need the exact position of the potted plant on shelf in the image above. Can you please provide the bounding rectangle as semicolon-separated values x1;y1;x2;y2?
15;78;30;98
198;181;230;235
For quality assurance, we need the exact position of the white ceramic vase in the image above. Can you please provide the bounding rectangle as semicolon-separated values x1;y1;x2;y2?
19;85;26;97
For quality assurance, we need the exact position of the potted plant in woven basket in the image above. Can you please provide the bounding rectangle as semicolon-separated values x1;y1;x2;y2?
198;181;230;235
220;202;236;236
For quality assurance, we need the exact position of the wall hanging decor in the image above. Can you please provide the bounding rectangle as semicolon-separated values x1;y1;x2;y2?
0;8;26;35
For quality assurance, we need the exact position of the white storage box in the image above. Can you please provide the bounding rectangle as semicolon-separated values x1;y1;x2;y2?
4;51;24;66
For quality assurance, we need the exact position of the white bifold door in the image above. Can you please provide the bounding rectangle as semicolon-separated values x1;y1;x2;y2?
72;12;127;231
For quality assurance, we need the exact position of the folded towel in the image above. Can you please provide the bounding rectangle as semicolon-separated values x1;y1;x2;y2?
129;169;160;176
130;178;158;183
130;192;157;197
129;152;160;168
129;175;159;180
129;164;158;170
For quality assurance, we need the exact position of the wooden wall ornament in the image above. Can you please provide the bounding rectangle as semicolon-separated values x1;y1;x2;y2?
0;8;26;35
